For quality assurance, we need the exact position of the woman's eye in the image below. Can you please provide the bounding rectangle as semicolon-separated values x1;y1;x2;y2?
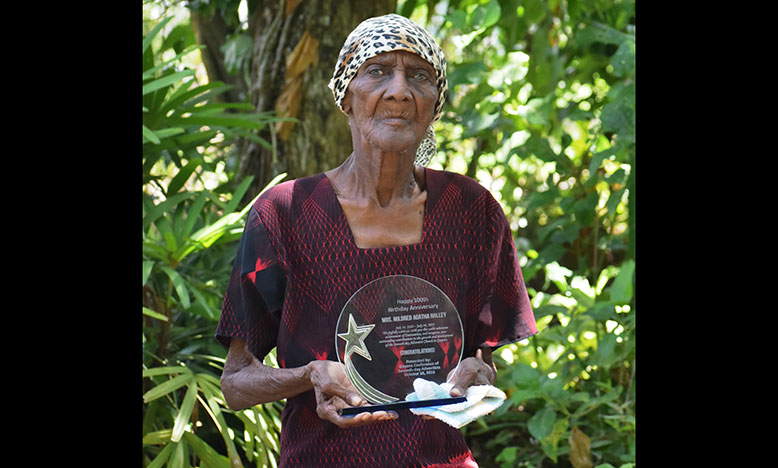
368;68;384;76
413;72;429;80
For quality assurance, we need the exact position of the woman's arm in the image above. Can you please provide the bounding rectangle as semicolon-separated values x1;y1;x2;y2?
220;338;397;427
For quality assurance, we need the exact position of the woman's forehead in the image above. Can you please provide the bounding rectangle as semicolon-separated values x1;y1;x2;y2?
362;50;435;70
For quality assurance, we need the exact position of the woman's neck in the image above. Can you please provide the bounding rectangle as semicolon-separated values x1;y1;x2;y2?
329;148;421;207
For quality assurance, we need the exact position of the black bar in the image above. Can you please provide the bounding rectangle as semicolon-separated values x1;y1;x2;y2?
339;397;467;416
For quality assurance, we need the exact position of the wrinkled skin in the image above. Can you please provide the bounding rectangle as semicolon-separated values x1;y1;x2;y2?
220;50;499;427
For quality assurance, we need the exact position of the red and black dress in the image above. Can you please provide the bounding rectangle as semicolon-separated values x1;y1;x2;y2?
216;168;537;467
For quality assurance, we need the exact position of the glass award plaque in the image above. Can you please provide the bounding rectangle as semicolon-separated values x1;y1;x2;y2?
335;275;466;415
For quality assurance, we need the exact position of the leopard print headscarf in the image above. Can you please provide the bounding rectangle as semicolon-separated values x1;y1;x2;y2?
328;14;448;166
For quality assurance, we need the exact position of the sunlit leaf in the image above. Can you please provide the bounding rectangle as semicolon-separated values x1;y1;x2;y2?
143;373;194;403
143;429;172;445
143;307;168;322
171;382;198;442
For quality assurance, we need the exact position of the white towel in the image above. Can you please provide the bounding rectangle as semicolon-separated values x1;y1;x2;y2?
404;378;506;428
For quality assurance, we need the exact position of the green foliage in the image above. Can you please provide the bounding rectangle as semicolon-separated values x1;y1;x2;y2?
142;14;287;468
399;0;635;466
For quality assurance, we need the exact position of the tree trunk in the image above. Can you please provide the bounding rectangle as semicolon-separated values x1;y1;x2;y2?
238;0;397;202
189;9;249;105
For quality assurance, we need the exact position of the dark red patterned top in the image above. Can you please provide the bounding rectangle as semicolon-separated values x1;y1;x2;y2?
216;168;537;467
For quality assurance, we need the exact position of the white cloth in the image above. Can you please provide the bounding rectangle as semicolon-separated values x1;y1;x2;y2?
404;378;506;429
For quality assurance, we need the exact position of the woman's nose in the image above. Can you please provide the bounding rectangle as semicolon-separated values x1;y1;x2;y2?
384;71;412;102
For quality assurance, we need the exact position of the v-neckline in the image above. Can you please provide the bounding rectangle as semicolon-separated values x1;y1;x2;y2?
321;167;431;252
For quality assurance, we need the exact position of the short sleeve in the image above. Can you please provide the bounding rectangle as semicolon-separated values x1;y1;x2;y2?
472;199;538;351
215;205;286;360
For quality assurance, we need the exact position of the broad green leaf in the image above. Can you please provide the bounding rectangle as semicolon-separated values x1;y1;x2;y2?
159;265;191;309
610;40;635;78
463;110;499;137
495;447;518;466
143;372;194;402
171;382;198;442
527;405;556;440
609;259;635;304
585;301;617;322
591;333;618;368
446;10;467;30
574;22;632;48
540;417;568;463
143;307;168;322
509;388;540;405
605;187;626;216
470;0;501;30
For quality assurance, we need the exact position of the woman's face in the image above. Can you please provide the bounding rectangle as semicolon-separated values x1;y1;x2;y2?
343;50;439;154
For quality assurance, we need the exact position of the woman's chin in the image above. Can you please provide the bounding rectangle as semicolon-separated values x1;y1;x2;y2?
366;131;420;154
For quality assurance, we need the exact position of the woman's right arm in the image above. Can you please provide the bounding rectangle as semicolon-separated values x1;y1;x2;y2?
220;338;397;427
220;337;313;410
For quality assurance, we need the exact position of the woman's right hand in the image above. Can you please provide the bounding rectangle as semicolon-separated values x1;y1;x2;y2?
306;360;398;428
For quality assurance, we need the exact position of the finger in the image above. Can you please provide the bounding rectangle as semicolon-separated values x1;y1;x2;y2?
337;409;397;428
346;393;366;407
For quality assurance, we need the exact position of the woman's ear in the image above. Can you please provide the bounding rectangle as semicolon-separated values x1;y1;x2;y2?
341;90;352;115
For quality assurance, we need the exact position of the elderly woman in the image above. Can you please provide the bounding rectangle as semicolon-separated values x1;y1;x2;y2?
216;13;537;467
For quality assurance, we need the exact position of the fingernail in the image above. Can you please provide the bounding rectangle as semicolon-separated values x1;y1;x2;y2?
450;388;462;397
350;396;362;406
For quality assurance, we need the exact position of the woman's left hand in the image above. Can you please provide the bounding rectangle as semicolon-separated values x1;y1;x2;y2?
446;348;497;397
